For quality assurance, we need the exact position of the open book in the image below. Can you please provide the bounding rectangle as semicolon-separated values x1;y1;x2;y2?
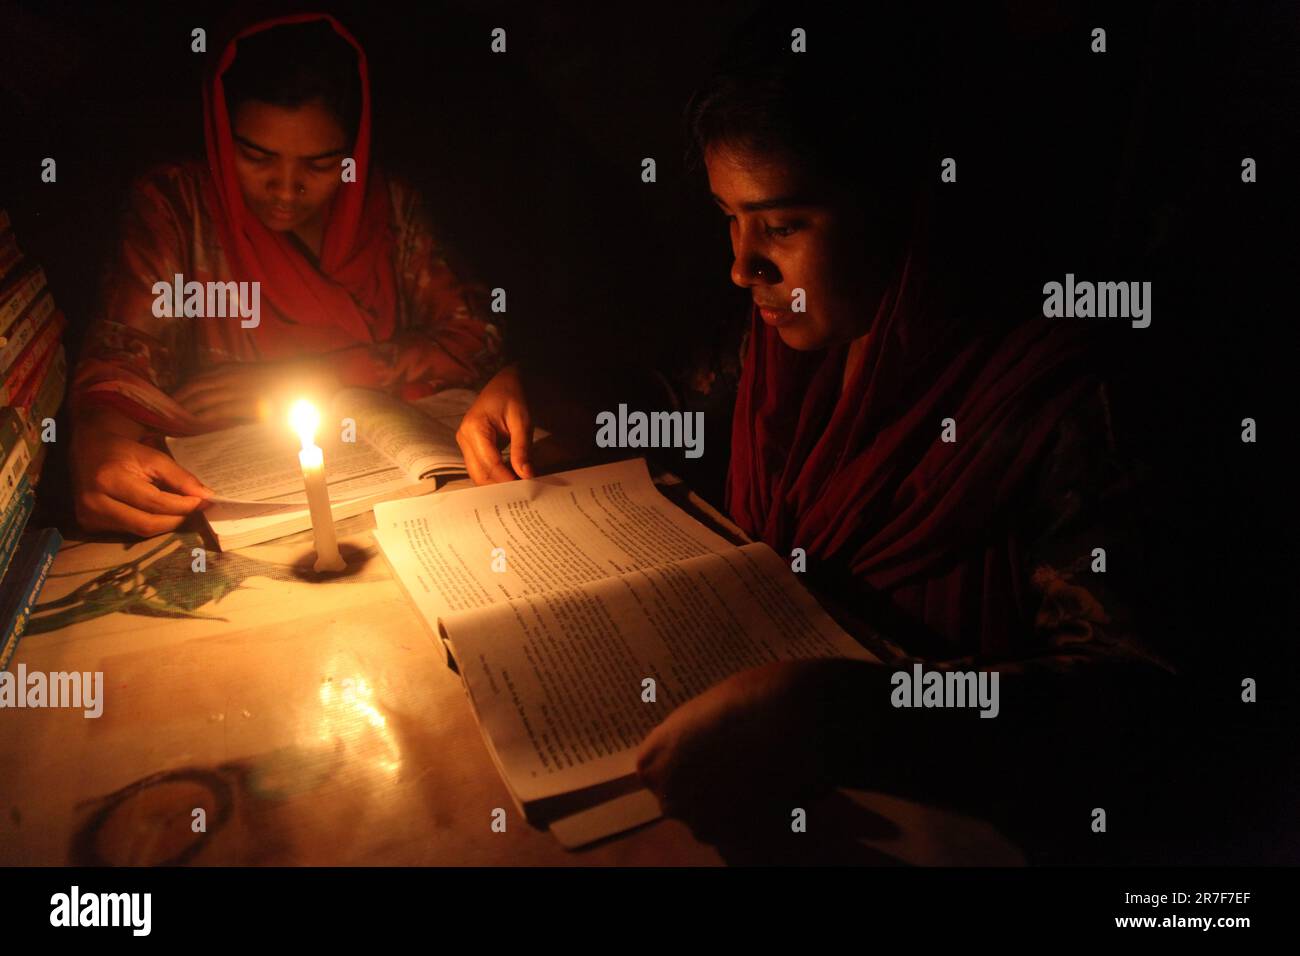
373;458;876;848
168;388;535;550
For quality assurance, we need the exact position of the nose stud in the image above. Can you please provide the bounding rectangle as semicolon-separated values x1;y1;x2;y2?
296;184;307;195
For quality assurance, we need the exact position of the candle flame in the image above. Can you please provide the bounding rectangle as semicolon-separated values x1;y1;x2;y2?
289;399;320;451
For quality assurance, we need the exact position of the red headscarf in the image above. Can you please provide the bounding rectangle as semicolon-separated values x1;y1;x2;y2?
726;251;1097;657
200;12;397;359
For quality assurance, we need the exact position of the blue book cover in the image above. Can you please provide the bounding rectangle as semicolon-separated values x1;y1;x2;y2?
0;478;35;583
0;527;61;672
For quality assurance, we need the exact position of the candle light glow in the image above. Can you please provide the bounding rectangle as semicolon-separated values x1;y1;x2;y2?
290;399;321;452
290;399;346;573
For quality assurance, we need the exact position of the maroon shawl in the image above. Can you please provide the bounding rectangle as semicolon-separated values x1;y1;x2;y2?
726;252;1097;656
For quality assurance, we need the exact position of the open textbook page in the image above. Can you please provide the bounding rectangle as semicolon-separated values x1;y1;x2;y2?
165;388;533;549
373;458;874;843
440;543;875;805
373;457;738;622
167;387;480;509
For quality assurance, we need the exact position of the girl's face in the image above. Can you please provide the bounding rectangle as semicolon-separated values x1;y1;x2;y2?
705;144;896;351
230;98;350;235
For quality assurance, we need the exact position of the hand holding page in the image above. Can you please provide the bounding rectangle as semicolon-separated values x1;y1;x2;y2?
165;387;545;549
169;388;481;504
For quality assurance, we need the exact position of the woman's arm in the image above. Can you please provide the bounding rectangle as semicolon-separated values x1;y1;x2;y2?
69;168;214;535
635;578;1175;842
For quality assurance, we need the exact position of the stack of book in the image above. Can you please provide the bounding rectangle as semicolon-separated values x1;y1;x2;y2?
0;208;65;670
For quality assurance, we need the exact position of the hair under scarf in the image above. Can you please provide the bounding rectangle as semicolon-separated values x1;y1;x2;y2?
726;251;1098;658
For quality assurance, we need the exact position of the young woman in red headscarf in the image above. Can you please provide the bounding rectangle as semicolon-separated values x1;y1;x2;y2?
627;20;1183;852
69;14;505;536
460;12;1178;854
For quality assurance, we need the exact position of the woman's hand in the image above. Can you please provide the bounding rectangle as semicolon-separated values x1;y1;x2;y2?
636;660;849;839
71;412;215;537
456;363;535;484
172;358;341;426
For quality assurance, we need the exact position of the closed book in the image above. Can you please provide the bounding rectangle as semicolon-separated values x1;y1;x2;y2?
19;345;67;489
0;290;56;369
24;442;47;486
0;527;61;672
0;407;24;465
0;429;32;518
12;340;64;413
0;292;56;370
19;346;67;447
0;308;64;403
24;440;49;488
0;480;34;585
0;263;46;336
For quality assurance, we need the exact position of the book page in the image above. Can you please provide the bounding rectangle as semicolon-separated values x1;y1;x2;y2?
372;458;735;628
335;387;471;482
166;388;483;508
439;543;875;804
202;477;438;550
410;387;479;429
168;419;409;507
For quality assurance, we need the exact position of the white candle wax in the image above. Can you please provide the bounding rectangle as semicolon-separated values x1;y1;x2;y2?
299;442;346;572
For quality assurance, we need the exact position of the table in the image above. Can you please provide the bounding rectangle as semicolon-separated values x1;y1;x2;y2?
0;468;1024;865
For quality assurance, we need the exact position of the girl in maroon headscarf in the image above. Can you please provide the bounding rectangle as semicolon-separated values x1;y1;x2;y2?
70;14;503;535
616;15;1173;847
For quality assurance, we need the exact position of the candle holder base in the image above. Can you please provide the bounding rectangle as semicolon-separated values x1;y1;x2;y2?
290;543;366;581
313;553;348;574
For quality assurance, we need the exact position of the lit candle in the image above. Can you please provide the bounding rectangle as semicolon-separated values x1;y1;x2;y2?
290;399;346;573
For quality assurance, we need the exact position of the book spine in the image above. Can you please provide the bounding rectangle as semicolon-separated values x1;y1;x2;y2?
0;309;64;404
0;527;61;672
0;482;34;584
0;473;31;528
0;438;32;518
0;407;24;465
21;346;67;439
0;265;47;336
0;293;57;381
24;440;49;488
19;348;66;485
11;337;62;411
0;433;32;517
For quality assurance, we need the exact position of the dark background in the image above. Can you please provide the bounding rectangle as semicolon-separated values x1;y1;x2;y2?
1;0;1297;859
